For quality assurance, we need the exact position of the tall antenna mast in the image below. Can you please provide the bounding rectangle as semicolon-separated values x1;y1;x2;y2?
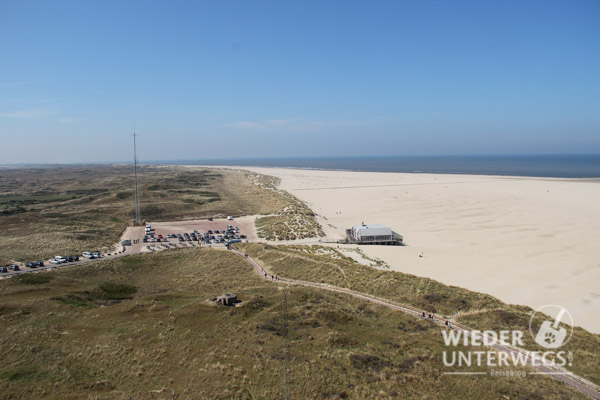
133;131;141;225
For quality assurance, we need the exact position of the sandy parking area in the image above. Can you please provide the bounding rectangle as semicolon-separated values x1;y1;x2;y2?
115;216;257;255
150;215;258;239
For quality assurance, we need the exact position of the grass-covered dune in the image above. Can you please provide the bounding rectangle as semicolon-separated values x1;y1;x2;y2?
0;247;584;399
237;243;600;386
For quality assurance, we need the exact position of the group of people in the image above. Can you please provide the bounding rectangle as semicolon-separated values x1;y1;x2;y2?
420;312;451;328
248;254;279;281
421;312;434;320
263;272;279;281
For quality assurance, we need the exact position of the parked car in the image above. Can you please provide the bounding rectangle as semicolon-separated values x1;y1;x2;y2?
83;252;92;258
227;216;233;220
49;258;59;264
240;235;246;239
92;252;101;258
208;217;213;221
35;261;44;267
26;262;35;268
0;266;7;273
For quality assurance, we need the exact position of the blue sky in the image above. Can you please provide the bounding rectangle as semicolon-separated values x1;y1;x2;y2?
1;0;599;163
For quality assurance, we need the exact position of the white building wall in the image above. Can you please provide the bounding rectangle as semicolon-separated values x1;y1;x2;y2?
351;224;393;241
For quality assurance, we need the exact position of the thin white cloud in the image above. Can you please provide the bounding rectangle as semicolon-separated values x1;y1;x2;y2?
57;117;82;123
223;118;378;132
0;108;57;120
0;81;35;88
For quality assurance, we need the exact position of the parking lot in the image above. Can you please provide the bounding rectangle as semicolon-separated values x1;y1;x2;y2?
150;216;257;241
1;216;258;278
116;216;258;254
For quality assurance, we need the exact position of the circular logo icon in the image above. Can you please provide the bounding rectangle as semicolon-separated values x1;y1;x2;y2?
529;305;573;349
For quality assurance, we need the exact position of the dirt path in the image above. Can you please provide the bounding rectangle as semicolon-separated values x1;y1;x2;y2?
232;248;600;400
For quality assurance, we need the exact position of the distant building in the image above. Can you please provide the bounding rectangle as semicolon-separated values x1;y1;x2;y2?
351;223;393;242
344;222;403;245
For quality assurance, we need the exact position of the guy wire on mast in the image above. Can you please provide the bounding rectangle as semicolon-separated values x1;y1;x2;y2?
133;131;141;225
282;290;291;400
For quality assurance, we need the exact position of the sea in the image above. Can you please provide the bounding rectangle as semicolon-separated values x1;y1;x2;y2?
154;155;600;179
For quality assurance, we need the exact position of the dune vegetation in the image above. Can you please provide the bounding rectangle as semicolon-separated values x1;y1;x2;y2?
0;247;587;400
235;242;600;386
250;173;324;241
0;166;321;264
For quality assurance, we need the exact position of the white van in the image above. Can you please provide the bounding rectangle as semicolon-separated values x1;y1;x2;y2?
227;216;233;221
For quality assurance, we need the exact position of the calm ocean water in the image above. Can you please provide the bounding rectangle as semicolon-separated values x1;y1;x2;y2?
155;155;600;178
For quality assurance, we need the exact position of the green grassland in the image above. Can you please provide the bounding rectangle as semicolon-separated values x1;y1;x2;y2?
0;248;586;399
0;166;320;264
236;243;600;386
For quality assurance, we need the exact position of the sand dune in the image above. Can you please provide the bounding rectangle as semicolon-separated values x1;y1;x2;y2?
239;167;600;334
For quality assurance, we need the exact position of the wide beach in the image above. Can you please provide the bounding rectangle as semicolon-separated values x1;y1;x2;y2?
234;167;600;334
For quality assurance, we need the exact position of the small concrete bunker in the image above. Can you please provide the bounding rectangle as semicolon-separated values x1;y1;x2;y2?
215;293;239;306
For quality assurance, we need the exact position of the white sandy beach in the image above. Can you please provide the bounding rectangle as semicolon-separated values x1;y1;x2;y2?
232;167;600;334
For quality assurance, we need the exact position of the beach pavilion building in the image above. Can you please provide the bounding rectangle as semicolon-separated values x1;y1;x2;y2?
345;223;403;245
351;224;392;242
